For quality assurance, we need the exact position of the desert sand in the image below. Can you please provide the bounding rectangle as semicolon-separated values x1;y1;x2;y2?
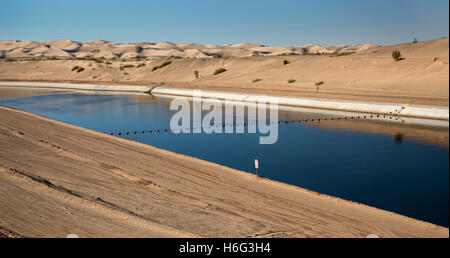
0;38;448;106
0;105;448;238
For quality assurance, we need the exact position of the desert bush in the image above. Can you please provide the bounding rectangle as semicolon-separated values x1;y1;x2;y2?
335;52;354;56
252;78;262;83
303;52;324;56
278;53;300;56
315;81;324;86
137;63;146;68
213;67;227;75
71;65;79;71
413;38;418;43
152;61;172;71
283;60;289;65
287;79;296;83
76;67;85;73
120;64;135;70
392;50;402;61
194;70;199;79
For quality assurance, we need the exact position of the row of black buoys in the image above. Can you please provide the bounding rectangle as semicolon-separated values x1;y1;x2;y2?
106;112;406;137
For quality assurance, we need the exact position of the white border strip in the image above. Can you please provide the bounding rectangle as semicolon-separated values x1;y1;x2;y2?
0;81;447;121
152;86;449;121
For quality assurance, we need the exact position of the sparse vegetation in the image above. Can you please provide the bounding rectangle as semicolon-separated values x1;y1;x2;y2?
71;65;79;71
120;64;135;70
315;81;324;86
213;67;227;75
287;79;296;83
303;52;327;56
335;52;355;56
212;53;223;58
76;67;85;73
152;61;172;71
252;78;262;83
194;70;199;79
46;56;57;60
137;63;146;68
392;50;402;61
278;52;300;56
283;60;289;65
74;56;103;63
413;38;418;43
91;49;100;53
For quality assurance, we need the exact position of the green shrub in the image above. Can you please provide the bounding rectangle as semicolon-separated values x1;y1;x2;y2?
213;53;223;58
213;67;227;75
315;81;324;86
120;64;135;70
413;38;418;43
287;79;296;83
137;63;146;68
283;60;289;65
194;70;199;79
303;52;324;56
71;65;79;71
392;50;402;61
76;67;85;73
152;61;172;71
335;52;354;57
252;78;262;83
47;56;57;60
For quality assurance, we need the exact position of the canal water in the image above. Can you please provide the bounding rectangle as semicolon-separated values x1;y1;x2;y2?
0;87;448;227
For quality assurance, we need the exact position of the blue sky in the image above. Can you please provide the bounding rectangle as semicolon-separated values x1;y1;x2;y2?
1;0;448;46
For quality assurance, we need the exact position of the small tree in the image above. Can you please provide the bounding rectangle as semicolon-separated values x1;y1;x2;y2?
413;38;418;43
194;70;199;79
392;50;402;61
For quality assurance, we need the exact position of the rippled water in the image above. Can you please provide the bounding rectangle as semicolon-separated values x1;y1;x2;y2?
0;87;448;227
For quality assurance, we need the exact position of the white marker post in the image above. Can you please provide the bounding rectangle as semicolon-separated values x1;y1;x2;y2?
254;159;259;176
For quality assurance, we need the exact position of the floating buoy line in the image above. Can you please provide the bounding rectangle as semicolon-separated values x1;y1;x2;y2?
101;110;409;137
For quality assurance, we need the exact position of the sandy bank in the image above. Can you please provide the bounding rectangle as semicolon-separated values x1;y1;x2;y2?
1;81;448;121
0;105;447;238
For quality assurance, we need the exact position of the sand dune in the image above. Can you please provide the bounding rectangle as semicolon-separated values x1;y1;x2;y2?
0;39;378;59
